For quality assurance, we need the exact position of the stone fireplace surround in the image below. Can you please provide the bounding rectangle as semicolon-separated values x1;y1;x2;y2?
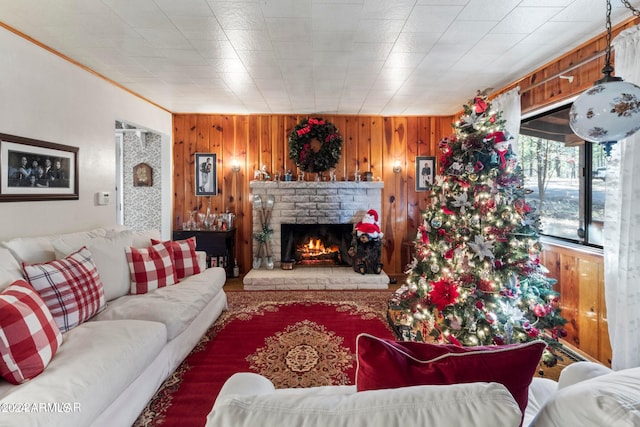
243;180;389;290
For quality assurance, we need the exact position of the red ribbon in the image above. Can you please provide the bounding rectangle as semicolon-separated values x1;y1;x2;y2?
297;126;311;136
496;149;507;169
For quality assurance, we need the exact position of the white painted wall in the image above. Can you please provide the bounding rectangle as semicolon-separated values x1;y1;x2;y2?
0;27;172;240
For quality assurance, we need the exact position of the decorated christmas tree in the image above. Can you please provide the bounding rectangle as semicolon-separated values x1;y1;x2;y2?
390;92;567;365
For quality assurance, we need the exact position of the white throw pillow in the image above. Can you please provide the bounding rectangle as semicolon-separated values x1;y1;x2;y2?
52;230;134;301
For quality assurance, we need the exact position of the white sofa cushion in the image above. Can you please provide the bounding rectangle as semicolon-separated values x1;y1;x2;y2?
0;319;167;427
1;228;107;265
94;267;226;340
530;365;640;427
0;248;23;291
208;372;523;427
52;230;134;302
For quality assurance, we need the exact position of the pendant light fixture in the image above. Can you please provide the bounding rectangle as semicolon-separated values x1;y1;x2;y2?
569;0;640;157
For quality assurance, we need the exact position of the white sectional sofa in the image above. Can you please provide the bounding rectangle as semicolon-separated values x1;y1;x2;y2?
209;358;640;427
0;226;227;427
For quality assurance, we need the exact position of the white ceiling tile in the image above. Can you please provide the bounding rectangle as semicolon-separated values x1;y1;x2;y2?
404;5;465;33
0;0;628;114
208;2;266;30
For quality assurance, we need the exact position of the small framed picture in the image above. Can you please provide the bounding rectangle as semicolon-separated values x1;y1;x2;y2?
416;156;435;192
195;153;217;196
133;162;153;187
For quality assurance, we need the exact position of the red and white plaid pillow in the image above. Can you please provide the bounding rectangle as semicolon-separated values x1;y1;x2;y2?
126;242;177;294
151;237;201;280
0;280;63;384
23;247;106;333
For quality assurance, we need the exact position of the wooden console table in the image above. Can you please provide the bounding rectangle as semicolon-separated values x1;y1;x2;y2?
172;228;236;276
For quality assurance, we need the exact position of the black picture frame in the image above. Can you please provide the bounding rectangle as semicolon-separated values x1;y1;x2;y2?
195;153;217;196
416;156;435;192
0;133;79;202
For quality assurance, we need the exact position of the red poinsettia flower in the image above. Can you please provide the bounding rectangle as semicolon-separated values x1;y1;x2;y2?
429;278;459;311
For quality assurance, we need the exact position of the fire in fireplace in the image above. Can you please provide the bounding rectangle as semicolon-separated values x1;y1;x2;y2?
281;223;354;266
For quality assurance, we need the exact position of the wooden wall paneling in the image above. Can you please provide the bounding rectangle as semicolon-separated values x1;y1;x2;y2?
218;115;234;213
381;117;407;272
342;116;358;180
185;115;199;214
370;117;383;181
331;116;348;181
172;115;186;228
271;116;286;177
405;117;421;240
231;116;249;274
259;116;275;175
194;115;212;213
578;258;601;360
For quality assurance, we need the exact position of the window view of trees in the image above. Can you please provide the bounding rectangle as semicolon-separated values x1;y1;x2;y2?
519;104;606;247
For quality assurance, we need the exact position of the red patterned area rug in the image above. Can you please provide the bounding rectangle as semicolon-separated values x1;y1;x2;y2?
133;290;395;427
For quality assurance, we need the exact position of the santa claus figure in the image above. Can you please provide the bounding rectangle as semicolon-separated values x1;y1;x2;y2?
355;209;383;240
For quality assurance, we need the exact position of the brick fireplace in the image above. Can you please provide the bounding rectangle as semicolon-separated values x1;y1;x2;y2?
243;180;388;290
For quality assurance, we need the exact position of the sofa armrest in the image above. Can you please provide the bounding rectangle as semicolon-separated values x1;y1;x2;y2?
216;373;276;398
208;374;522;427
557;361;613;390
196;251;207;271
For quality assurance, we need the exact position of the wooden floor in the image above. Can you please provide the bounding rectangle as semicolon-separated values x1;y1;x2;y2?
224;273;406;291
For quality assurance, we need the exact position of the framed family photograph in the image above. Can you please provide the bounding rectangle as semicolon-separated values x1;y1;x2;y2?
416;156;435;192
0;133;78;202
195;153;217;196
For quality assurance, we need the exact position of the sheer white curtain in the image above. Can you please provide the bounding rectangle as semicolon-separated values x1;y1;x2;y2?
492;87;521;155
604;25;640;370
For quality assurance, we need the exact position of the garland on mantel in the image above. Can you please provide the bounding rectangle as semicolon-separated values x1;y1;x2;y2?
288;117;343;172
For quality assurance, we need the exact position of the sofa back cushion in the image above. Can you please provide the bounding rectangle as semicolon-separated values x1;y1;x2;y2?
209;372;523;427
355;334;545;419
52;230;134;302
0;280;62;384
0;247;24;292
23;247;106;332
2;228;107;265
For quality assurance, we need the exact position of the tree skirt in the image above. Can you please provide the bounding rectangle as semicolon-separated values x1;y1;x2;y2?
133;290;395;427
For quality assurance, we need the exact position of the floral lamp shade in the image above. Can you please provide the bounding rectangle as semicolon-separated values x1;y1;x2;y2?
569;81;640;144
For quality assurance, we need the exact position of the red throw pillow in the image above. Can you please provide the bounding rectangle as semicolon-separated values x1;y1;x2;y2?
23;246;106;333
0;280;63;384
151;237;201;280
126;242;177;294
356;333;545;417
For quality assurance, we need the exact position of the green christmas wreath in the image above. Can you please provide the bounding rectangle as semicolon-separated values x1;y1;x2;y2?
288;117;343;172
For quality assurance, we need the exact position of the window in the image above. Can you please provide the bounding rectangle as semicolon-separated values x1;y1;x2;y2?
519;104;606;247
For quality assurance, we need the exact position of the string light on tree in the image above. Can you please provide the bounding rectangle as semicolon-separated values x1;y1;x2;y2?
389;91;567;366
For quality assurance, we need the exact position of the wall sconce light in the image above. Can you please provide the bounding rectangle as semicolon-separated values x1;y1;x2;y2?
393;160;402;173
231;159;241;173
